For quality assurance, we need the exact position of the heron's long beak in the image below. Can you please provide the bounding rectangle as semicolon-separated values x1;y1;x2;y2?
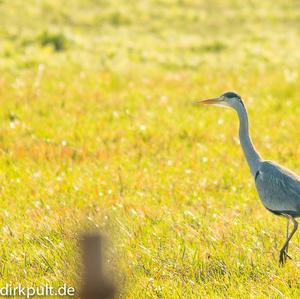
193;97;221;105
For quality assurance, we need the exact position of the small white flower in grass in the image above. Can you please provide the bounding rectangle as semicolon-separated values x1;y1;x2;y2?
9;122;16;129
189;280;195;286
108;189;112;195
219;133;226;141
199;179;207;187
202;157;208;163
130;209;137;216
184;210;195;219
197;143;206;150
113;111;119;118
74;185;79;191
284;69;297;83
167;106;173;113
167;160;173;166
185;169;192;174
98;192;104;197
217;118;224;125
139;124;146;131
160;95;168;103
3;225;11;235
16;178;20;184
33;171;41;178
61;140;67;146
47;187;54;195
234;136;240;144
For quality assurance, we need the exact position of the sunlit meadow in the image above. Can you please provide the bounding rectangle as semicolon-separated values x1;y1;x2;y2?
1;0;300;298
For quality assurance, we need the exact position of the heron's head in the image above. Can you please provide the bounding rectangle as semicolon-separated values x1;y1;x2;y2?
195;91;244;109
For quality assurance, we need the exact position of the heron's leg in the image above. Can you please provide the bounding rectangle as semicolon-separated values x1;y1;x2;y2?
279;217;298;266
286;218;290;253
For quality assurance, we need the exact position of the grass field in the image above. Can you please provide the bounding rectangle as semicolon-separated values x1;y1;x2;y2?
1;0;300;298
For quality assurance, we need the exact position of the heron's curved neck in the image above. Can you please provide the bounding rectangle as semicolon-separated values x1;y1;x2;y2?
234;103;262;176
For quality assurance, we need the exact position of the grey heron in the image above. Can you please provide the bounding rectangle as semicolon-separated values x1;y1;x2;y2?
195;91;300;266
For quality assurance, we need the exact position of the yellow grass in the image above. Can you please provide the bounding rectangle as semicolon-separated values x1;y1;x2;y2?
1;0;300;297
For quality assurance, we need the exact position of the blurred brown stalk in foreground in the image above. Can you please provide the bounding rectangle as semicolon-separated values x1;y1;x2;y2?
80;234;116;299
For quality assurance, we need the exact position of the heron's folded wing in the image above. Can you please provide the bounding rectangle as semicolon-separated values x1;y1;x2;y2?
255;161;300;215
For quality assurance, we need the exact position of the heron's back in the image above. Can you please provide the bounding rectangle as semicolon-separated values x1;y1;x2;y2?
255;161;300;217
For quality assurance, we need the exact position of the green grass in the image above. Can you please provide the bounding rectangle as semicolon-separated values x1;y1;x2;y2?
1;0;300;297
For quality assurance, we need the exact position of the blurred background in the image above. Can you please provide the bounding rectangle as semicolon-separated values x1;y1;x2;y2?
1;0;300;298
2;1;300;75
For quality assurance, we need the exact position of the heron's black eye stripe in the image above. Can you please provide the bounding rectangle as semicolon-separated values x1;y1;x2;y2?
255;170;260;181
239;99;245;107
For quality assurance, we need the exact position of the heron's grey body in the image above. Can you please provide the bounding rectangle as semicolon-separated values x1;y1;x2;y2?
233;96;300;218
198;91;300;265
255;161;300;217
